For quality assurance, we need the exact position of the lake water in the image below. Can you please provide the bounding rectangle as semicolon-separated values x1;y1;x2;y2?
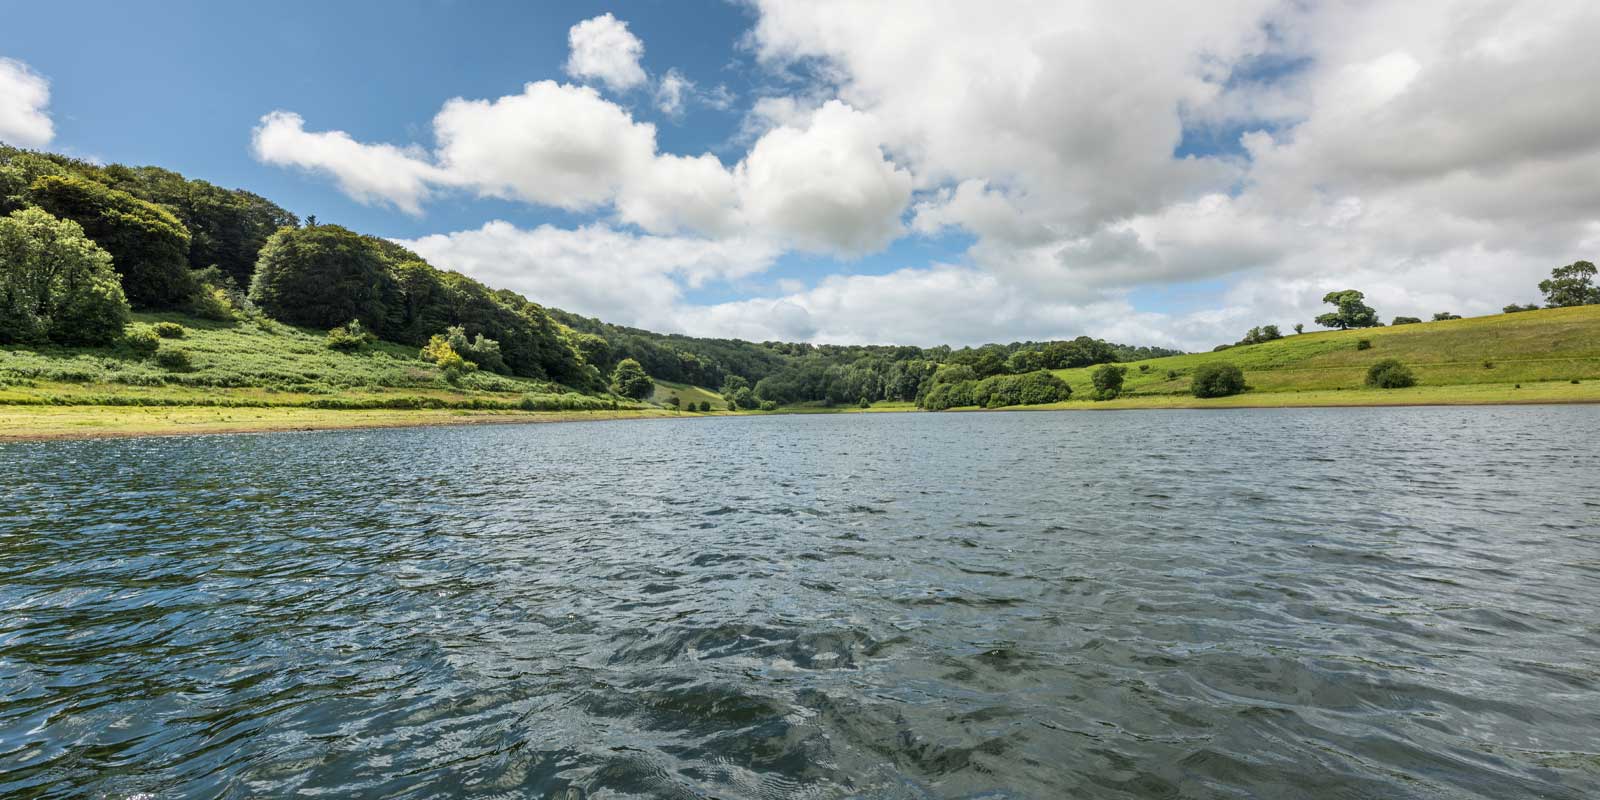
3;407;1599;798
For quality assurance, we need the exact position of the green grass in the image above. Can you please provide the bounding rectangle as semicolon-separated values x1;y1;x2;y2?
1043;305;1600;402
650;379;725;410
0;311;630;411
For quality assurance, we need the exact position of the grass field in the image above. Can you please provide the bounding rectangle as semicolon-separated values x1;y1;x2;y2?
650;379;726;410
1041;305;1600;403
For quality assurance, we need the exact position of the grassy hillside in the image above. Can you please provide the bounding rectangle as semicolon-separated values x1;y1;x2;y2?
0;311;631;412
1043;305;1600;403
650;379;726;409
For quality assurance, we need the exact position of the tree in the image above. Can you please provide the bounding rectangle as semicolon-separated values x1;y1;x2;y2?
1538;261;1599;307
1432;312;1462;321
1366;359;1417;389
0;208;129;345
699;401;712;412
26;174;193;308
1391;316;1422;325
610;357;653;400
1293;323;1304;334
1090;364;1127;400
1315;290;1379;329
1190;363;1246;398
1503;303;1539;313
1238;324;1283;345
249;224;394;331
665;394;681;409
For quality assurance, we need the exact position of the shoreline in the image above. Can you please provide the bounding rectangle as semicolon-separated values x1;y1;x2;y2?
4;381;1597;442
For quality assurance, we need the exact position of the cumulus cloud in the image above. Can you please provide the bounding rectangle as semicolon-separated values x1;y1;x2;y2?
564;13;647;92
251;111;445;214
0;57;54;147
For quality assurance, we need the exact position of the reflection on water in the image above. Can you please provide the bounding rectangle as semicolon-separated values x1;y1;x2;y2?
3;406;1599;798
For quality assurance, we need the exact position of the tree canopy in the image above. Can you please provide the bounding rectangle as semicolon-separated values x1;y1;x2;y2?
1314;290;1380;330
1539;261;1599;307
610;358;653;400
249;224;394;331
0;208;129;345
26;174;193;308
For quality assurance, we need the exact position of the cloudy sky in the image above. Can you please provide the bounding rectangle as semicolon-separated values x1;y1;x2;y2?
4;1;1598;349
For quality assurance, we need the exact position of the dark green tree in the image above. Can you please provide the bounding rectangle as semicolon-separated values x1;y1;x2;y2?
1432;312;1462;321
1190;363;1246;398
1391;316;1422;325
1314;290;1379;329
1366;359;1417;388
610;357;653;400
0;208;129;345
1538;261;1599;307
1090;364;1127;400
249;224;394;331
27;174;193;308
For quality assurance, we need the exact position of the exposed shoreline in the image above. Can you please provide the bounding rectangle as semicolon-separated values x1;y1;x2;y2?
4;380;1597;442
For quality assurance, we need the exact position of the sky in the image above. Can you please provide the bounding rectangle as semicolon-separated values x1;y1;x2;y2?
3;0;1599;350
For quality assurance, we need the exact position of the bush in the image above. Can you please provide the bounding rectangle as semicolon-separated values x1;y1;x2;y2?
699;401;711;412
858;397;871;408
155;346;193;371
0;207;130;345
188;284;237;321
1090;364;1127;400
1391;316;1422;326
326;319;374;351
1356;339;1372;350
762;400;780;411
609;358;653;400
153;321;185;339
664;394;680;409
122;327;160;356
1138;364;1150;372
1503;303;1539;313
1483;360;1494;369
1190;363;1246;398
1432;312;1462;321
1365;359;1416;389
1166;369;1179;380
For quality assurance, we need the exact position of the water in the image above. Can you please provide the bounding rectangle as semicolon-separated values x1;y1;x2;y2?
2;407;1599;799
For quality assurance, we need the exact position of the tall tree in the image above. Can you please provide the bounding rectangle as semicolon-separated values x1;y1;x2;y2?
0;208;129;345
610;358;654;400
1539;261;1599;307
249;224;394;331
1314;290;1380;329
26;175;193;308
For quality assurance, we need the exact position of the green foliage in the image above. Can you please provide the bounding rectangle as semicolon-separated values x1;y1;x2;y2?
155;346;193;371
1366;359;1417;388
153;321;185;338
1432;312;1462;321
122;326;160;356
1090;364;1127;400
1238;325;1283;345
664;394;680;409
1166;369;1178;380
922;370;1070;410
731;386;757;409
26;174;194;309
1539;261;1599;308
188;283;237;321
1356;338;1372;350
326;319;375;351
0;208;130;346
1315;290;1380;330
610;357;653;400
699;401;711;412
1391;316;1422;325
857;396;871;408
1293;323;1304;334
249;225;394;332
1503;303;1540;313
1137;364;1150;372
1190;363;1246;398
762;400;780;411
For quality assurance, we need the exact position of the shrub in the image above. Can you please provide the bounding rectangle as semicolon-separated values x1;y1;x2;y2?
1293;323;1304;334
155;346;193;371
1190;363;1246;398
762;400;780;411
326;319;374;351
1365;359;1416;389
1212;343;1233;352
1138;364;1150;372
664;395;680;408
153;321;185;338
189;284;237;321
858;397;871;408
1573;379;1582;385
0;207;130;345
1090;364;1127;400
1391;316;1422;326
1503;303;1539;313
609;358;653;400
122;327;160;356
1166;369;1179;380
699;401;711;412
1356;339;1372;350
1483;360;1494;369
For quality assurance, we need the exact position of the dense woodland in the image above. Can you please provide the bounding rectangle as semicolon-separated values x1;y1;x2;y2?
5;146;1595;411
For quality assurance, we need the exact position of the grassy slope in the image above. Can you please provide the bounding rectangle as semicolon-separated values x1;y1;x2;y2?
1039;305;1600;405
650;379;725;409
0;311;622;410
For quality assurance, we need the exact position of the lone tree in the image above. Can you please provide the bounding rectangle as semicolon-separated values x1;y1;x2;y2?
249;225;394;331
0;208;130;345
1190;363;1246;398
1315;290;1380;329
1366;359;1417;389
609;357;653;400
1539;261;1599;307
1090;364;1127;400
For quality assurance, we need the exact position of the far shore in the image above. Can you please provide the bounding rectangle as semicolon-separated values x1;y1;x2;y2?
3;380;1597;442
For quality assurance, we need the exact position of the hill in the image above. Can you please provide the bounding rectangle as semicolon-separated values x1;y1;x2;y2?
1033;305;1600;409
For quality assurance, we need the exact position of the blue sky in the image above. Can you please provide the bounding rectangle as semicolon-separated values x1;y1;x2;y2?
3;1;1592;348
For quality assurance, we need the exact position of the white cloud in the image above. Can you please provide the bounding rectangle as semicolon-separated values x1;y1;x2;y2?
400;221;779;332
655;69;692;116
0;57;54;147
565;13;647;92
251;111;444;214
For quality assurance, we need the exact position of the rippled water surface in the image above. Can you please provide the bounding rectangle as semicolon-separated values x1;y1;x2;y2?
4;407;1600;798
